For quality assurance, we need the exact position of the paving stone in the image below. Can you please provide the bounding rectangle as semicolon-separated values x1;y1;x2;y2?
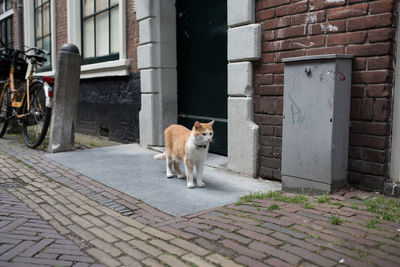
235;255;271;267
89;239;122;257
206;253;242;267
221;239;265;260
129;239;163;257
182;253;215;267
281;244;336;267
141;258;164;267
114;242;147;260
86;248;121;267
121;226;151;241
143;226;175;240
171;238;210;256
158;254;190;267
149;239;187;256
261;222;307;239
118;255;142;267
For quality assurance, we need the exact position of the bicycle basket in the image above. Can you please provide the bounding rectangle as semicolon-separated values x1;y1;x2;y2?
0;53;27;80
0;53;11;80
14;57;28;80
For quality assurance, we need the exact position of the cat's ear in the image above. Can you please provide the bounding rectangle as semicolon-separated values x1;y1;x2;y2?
194;121;201;130
209;120;215;127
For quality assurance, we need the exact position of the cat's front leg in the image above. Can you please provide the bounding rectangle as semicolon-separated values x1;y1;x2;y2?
196;161;205;188
184;157;195;188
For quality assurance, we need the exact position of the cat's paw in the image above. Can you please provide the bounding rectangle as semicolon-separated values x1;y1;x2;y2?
197;181;206;188
177;174;185;179
187;182;196;189
166;174;175;179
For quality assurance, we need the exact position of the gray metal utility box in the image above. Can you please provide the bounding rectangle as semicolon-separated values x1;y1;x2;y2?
281;54;352;194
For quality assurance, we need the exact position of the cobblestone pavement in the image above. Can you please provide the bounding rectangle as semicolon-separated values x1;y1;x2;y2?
0;137;400;267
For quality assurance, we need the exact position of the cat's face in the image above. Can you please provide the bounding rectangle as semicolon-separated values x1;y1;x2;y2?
192;121;214;145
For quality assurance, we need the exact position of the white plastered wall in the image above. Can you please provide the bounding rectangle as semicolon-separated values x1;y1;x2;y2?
137;0;260;177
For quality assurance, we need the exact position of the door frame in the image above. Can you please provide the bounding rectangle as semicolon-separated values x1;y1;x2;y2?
136;0;261;177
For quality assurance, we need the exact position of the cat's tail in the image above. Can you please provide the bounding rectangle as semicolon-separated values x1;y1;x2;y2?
154;153;166;160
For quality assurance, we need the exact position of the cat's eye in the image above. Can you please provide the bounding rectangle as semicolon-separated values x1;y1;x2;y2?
202;133;206;136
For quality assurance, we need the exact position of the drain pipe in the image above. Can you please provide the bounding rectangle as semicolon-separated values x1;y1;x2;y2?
17;0;23;49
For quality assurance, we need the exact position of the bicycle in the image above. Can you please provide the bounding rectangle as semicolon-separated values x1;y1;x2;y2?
0;40;54;148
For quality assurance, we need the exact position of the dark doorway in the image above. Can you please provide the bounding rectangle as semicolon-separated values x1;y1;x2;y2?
176;0;228;155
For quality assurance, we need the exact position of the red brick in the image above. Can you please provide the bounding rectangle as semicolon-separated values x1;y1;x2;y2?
351;85;365;97
221;240;265;260
261;53;275;64
262;40;291;52
348;159;385;175
255;74;274;85
276;1;308;17
274;74;284;85
276;49;306;62
249;242;301;264
276;97;283;114
327;3;368;20
274;126;282;137
262;31;275;41
276;25;306;39
349;134;386;149
261;63;284;74
310;0;346;10
256;0;263;11
375;99;388;121
360;98;374;120
327;31;367;46
370;0;394;14
368;28;394;43
254;114;282;125
366;85;389;97
260;136;282;146
260;146;274;157
368;56;392;70
263;17;291;30
347;13;392;31
308;20;346;35
259;85;284;95
265;258;292;267
235;256;270;267
259;98;275;114
263;0;291;9
291;10;325;25
257;9;275;21
350;99;361;119
260;157;281;169
290;35;325;49
361;148;387;163
353;58;367;71
346;43;391;57
352;70;391;84
282;244;336;267
307;46;344;56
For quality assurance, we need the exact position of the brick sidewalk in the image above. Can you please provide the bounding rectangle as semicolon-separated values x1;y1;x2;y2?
1;137;400;267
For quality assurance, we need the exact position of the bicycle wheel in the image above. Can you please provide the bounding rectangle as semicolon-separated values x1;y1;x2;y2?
0;85;10;137
21;82;51;148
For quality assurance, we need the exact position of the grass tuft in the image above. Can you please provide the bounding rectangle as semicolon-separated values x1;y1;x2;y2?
267;203;280;211
364;196;400;223
330;213;343;225
317;193;330;203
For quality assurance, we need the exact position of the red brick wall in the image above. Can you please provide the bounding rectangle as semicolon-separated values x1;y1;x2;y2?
12;0;20;48
56;0;67;53
254;0;396;190
127;0;139;74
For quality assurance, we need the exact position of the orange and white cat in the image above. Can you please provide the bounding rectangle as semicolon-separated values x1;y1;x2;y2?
154;121;214;188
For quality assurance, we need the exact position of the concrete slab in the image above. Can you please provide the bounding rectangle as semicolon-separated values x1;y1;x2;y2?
45;144;281;216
